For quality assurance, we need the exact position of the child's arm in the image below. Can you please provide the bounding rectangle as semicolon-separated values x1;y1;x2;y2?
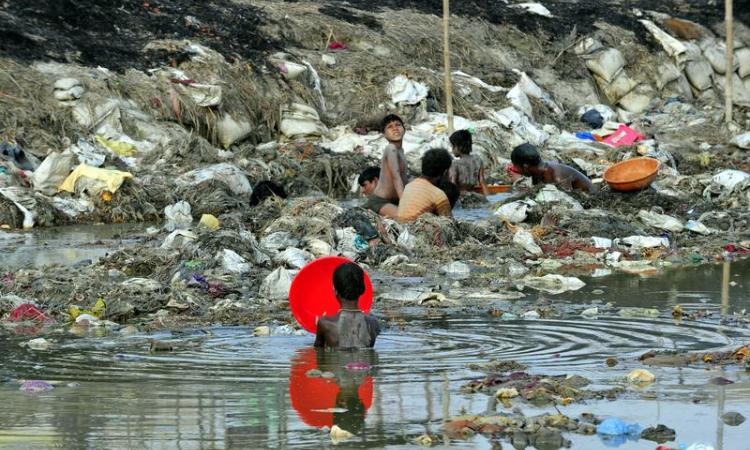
314;321;325;347
478;163;490;196
385;146;405;198
448;163;458;185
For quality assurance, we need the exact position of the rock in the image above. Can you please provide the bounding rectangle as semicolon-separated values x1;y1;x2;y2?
640;424;676;443
721;411;745;426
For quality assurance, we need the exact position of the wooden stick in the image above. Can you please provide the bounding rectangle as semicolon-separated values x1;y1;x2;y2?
725;0;734;123
442;0;454;134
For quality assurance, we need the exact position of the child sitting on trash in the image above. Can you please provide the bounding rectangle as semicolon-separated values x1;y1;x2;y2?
315;262;380;350
511;143;595;192
397;148;453;222
448;130;489;195
363;114;409;219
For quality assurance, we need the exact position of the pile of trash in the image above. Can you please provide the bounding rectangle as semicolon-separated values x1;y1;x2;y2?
1;1;750;326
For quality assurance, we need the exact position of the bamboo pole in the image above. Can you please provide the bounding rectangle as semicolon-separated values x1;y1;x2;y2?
442;0;454;134
725;0;734;123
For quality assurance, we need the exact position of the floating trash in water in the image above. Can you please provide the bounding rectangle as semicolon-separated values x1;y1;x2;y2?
344;361;370;371
20;380;54;393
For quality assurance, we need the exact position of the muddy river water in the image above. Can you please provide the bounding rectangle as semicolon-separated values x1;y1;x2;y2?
1;226;749;449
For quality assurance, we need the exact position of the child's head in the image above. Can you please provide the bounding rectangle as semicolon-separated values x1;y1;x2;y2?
437;179;460;209
510;143;542;175
421;148;453;178
357;167;380;195
381;114;405;143
333;262;366;303
449;129;472;157
249;180;287;206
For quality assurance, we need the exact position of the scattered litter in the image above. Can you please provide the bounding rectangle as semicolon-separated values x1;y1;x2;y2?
627;368;656;384
522;274;586;294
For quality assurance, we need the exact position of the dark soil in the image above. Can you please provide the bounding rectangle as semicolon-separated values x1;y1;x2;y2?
311;0;749;43
0;0;278;71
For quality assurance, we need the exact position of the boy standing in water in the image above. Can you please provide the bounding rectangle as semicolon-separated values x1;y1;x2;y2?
364;114;409;219
448;129;489;195
314;262;380;350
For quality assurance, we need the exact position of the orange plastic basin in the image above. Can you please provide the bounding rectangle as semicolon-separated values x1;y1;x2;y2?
603;157;660;192
473;184;512;194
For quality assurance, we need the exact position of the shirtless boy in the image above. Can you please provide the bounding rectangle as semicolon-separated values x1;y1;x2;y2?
314;262;380;350
511;143;595;192
364;114;409;218
448;129;489;195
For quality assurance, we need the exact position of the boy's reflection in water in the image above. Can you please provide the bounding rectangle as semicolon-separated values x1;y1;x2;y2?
289;347;379;436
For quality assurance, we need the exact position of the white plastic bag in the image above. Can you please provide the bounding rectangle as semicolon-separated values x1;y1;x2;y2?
274;247;312;270
386;75;428;105
163;201;192;232
522;274;585;294
260;267;292;300
637;210;684;233
175;163;252;195
513;229;543;256
494;200;535;223
31;151;76;195
218;249;252;274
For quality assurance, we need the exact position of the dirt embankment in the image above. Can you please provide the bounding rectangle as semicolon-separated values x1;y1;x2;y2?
0;0;278;71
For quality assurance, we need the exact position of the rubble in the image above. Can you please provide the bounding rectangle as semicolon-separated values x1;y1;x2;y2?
0;0;747;334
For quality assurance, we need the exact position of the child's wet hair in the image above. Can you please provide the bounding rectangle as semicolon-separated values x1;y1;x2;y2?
421;148;453;177
449;129;472;154
358;166;380;186
511;143;542;167
380;113;404;133
437;179;460;208
249;180;287;206
333;262;366;302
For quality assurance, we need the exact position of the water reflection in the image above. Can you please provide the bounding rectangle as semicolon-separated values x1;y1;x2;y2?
289;348;378;435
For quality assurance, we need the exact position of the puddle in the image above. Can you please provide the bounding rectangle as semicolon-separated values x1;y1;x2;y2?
0;227;749;449
2;286;749;449
0;223;146;268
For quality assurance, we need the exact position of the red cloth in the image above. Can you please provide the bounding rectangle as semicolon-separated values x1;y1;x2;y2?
7;304;48;322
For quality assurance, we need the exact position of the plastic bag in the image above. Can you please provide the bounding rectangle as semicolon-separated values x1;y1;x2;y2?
513;229;543;256
164;201;193;232
637;210;684;233
494;200;535;223
522;274;586;294
386;75;428;105
260;267;292;300
31;151;76;195
218;249;252;274
175;163;252;195
274;247;312;270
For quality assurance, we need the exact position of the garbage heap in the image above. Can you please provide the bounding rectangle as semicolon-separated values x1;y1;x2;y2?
0;1;749;325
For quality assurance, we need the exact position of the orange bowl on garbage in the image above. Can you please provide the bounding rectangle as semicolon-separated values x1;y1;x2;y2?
603;157;660;192
473;184;512;194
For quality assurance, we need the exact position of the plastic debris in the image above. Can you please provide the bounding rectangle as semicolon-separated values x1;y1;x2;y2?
218;249;252;274
198;214;220;231
26;338;51;350
20;380;54;393
618;235;670;250
494;200;535;223
627;368;656;384
58;164;133;195
637;210;684;233
496;387;520;398
260;267;292;300
522;274;586;294
164;201;193;231
386;75;428;105
330;425;354;444
440;261;470;278
513;229;543;256
7;304;49;322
